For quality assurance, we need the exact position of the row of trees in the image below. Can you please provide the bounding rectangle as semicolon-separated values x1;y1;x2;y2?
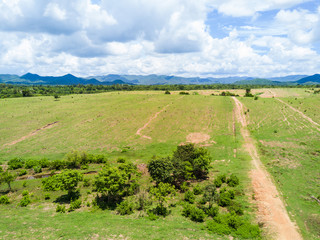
1;83;317;99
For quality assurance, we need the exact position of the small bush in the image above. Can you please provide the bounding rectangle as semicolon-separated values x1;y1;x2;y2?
116;200;134;215
202;184;217;204
193;184;203;195
19;169;27;176
44;194;50;200
22;190;29;196
117;158;126;163
227;202;244;215
184;190;195;204
49;159;66;170
147;211;159;221
19;195;31;207
180;182;189;193
8;158;25;170
68;199;82;212
22;181;27;187
182;203;206;222
214;178;222;188
25;159;39;169
165;90;171;94
206;205;219;218
33;165;42;173
0;195;10;204
56;205;66;213
39;158;49;168
83;178;91;187
227;174;239;187
219;192;232;207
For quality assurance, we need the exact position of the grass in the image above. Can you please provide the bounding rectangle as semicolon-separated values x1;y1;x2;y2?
0;91;258;239
240;96;320;240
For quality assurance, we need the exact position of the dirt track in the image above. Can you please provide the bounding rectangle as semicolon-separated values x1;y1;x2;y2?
136;104;170;139
4;121;59;147
232;97;302;240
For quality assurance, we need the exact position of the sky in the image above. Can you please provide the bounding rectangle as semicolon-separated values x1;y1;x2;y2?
0;0;319;78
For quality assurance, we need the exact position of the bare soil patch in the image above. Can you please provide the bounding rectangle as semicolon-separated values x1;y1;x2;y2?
186;132;210;144
232;97;302;240
4;121;59;147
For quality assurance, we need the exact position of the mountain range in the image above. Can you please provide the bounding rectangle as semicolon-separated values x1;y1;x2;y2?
0;73;319;85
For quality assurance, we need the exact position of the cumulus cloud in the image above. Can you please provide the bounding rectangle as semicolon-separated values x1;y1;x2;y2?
0;0;319;77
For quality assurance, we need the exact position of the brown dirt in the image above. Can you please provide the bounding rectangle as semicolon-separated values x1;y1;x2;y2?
186;132;211;144
137;163;149;176
136;104;170;140
4;121;59;147
232;97;302;240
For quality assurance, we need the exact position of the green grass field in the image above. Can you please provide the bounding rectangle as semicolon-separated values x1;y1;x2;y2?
0;89;319;239
241;95;320;240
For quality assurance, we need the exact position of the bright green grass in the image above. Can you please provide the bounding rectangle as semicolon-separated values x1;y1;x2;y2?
0;92;258;239
240;96;320;240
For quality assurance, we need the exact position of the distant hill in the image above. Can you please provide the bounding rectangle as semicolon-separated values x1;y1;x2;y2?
233;78;289;86
0;73;319;86
0;73;132;85
295;74;320;84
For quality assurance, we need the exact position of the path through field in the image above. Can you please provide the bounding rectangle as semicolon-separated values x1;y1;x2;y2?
268;90;320;132
136;104;171;139
4;121;59;147
232;97;302;240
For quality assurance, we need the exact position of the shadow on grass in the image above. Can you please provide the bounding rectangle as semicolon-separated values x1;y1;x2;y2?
54;191;80;204
95;195;120;210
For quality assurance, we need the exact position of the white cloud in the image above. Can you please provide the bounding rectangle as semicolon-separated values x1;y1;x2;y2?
0;0;319;77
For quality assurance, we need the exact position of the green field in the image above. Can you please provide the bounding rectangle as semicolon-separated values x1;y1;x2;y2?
0;89;319;239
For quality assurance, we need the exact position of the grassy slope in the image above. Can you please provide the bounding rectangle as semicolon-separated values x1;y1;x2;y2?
240;96;320;239
0;93;256;239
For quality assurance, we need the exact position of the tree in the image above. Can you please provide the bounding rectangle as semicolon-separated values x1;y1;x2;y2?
150;182;175;215
172;144;211;183
56;170;83;195
94;165;139;202
147;157;173;184
42;170;83;196
0;171;16;191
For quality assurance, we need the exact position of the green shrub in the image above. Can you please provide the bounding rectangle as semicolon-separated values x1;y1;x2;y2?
116;200;134;215
19;195;31;207
25;159;39;169
56;205;66;213
147;211;159;221
235;223;261;239
88;154;106;164
227;202;244;215
206;205;219;218
0;166;3;173
44;194;50;200
202;184;217;204
207;220;232;235
33;165;42;173
8;158;25;170
147;157;173;184
182;203;206;222
0;195;10;204
219;192;232;207
184;190;195;204
22;190;29;196
83;178;91;187
49;159;66;170
227;174;239;187
39;158;49;168
68;199;82;212
165;90;171;94
193;184;203;195
214;178;222;188
117;158;126;163
22;181;27;187
180;182;189;192
80;164;89;170
19;169;27;176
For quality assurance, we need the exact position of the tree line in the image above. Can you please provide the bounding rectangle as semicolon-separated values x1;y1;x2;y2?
0;83;318;99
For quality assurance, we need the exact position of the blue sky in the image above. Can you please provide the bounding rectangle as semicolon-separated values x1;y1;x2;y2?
0;0;319;77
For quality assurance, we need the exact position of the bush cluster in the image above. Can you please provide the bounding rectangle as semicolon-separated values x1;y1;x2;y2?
0;195;10;204
182;203;206;222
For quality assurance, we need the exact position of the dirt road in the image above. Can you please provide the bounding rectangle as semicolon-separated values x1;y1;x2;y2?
4;121;59;147
136;104;170;139
232;97;302;240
